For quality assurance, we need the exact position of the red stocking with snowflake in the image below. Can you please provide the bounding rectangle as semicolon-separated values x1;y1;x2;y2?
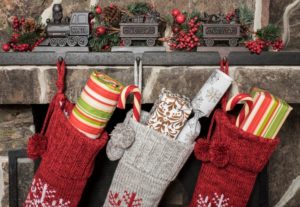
189;109;279;207
23;61;108;207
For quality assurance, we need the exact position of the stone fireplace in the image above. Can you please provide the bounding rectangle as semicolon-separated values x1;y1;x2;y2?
0;51;299;207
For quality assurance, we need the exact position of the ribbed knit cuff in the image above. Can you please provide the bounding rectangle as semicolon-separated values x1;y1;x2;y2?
104;110;194;207
41;106;108;179
213;109;279;172
125;118;194;181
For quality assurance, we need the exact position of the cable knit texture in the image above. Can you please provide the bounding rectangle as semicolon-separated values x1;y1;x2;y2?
104;110;194;207
24;62;108;207
190;109;279;207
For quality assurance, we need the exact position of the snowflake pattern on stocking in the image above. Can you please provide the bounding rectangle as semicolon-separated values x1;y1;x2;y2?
24;178;71;207
197;193;232;207
108;190;142;207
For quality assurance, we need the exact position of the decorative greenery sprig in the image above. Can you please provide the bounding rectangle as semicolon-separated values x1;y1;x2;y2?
238;4;254;26
256;24;281;42
127;2;151;15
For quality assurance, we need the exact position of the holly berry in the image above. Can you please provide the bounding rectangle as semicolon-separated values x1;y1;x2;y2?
20;16;25;25
11;33;20;43
96;26;106;36
170;17;201;51
226;12;235;23
119;40;125;47
175;14;186;24
2;44;10;52
172;25;180;33
272;39;284;51
12;16;20;31
171;9;181;17
95;6;102;14
245;39;265;54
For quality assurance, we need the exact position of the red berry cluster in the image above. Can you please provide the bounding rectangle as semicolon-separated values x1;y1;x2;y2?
245;39;265;54
10;33;20;43
2;36;44;52
2;16;44;52
245;38;284;54
169;16;201;51
12;16;25;31
226;12;235;23
12;43;30;52
271;39;284;51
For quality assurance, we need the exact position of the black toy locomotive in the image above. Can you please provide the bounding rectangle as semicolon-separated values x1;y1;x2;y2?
43;4;91;47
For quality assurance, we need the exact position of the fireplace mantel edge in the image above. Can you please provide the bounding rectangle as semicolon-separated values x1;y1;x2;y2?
0;51;299;66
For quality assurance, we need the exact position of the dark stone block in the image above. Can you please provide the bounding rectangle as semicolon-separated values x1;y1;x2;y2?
268;104;300;206
17;160;34;207
0;106;33;155
0;68;40;104
234;67;300;103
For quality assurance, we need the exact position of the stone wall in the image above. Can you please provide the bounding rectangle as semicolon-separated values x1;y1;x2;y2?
0;0;299;49
0;106;34;207
0;66;299;104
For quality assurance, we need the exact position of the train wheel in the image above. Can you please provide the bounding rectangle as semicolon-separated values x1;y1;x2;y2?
146;38;156;46
78;37;88;47
67;36;77;47
58;38;67;47
204;39;214;47
49;38;58;47
123;38;132;46
229;38;238;47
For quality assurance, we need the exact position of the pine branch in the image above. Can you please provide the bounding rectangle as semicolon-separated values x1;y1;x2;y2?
189;11;201;20
256;24;281;42
18;32;40;45
239;4;254;26
127;2;150;15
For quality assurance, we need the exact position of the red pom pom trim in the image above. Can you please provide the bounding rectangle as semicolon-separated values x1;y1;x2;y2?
209;142;230;168
194;139;230;168
194;139;210;161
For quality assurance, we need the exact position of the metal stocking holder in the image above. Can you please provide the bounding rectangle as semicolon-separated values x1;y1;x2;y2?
112;46;166;93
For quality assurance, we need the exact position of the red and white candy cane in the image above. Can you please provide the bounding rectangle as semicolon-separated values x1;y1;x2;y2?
117;85;142;122
226;93;254;127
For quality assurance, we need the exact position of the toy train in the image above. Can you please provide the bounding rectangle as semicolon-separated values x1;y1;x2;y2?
200;11;241;47
41;4;91;47
119;13;160;47
202;23;241;47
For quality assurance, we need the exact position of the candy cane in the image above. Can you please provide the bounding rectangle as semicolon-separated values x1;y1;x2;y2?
117;85;142;122
226;94;254;127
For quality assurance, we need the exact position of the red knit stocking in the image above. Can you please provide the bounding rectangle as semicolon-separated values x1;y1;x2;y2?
24;61;108;207
189;109;279;207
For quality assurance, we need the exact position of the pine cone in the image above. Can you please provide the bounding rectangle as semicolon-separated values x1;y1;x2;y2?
103;5;121;27
22;18;36;32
